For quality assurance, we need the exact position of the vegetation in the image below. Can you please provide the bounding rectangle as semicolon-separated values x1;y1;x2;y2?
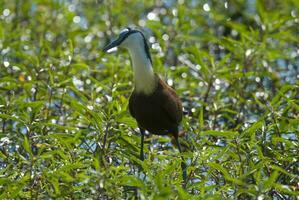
0;0;298;199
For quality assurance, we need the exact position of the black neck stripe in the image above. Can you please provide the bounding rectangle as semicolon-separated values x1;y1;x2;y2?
120;29;152;64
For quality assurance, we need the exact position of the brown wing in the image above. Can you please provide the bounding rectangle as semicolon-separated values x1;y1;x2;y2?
155;77;183;124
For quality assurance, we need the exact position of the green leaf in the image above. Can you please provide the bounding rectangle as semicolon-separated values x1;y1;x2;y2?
201;130;238;138
120;175;144;188
22;136;32;157
208;162;245;186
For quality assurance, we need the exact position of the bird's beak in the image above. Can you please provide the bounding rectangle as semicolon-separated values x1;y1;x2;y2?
103;37;122;52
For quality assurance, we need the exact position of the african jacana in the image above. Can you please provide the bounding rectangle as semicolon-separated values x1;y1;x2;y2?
103;27;186;182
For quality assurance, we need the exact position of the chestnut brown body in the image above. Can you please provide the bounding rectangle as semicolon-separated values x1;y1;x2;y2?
129;74;182;137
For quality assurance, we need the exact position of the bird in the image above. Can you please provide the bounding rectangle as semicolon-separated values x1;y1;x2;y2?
103;27;187;183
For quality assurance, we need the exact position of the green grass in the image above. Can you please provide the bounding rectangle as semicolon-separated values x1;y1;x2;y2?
0;0;298;199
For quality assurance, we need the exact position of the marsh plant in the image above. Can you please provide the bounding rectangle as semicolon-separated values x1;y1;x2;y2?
0;0;298;199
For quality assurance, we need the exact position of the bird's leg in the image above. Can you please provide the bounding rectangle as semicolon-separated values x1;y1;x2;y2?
133;128;145;197
175;136;187;187
139;128;145;161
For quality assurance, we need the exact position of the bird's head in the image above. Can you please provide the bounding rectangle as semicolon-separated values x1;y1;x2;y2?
103;27;152;62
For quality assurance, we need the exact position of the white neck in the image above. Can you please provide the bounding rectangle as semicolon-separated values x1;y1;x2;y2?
127;44;156;95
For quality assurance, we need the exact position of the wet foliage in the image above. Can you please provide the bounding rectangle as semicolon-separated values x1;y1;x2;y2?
0;0;298;199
